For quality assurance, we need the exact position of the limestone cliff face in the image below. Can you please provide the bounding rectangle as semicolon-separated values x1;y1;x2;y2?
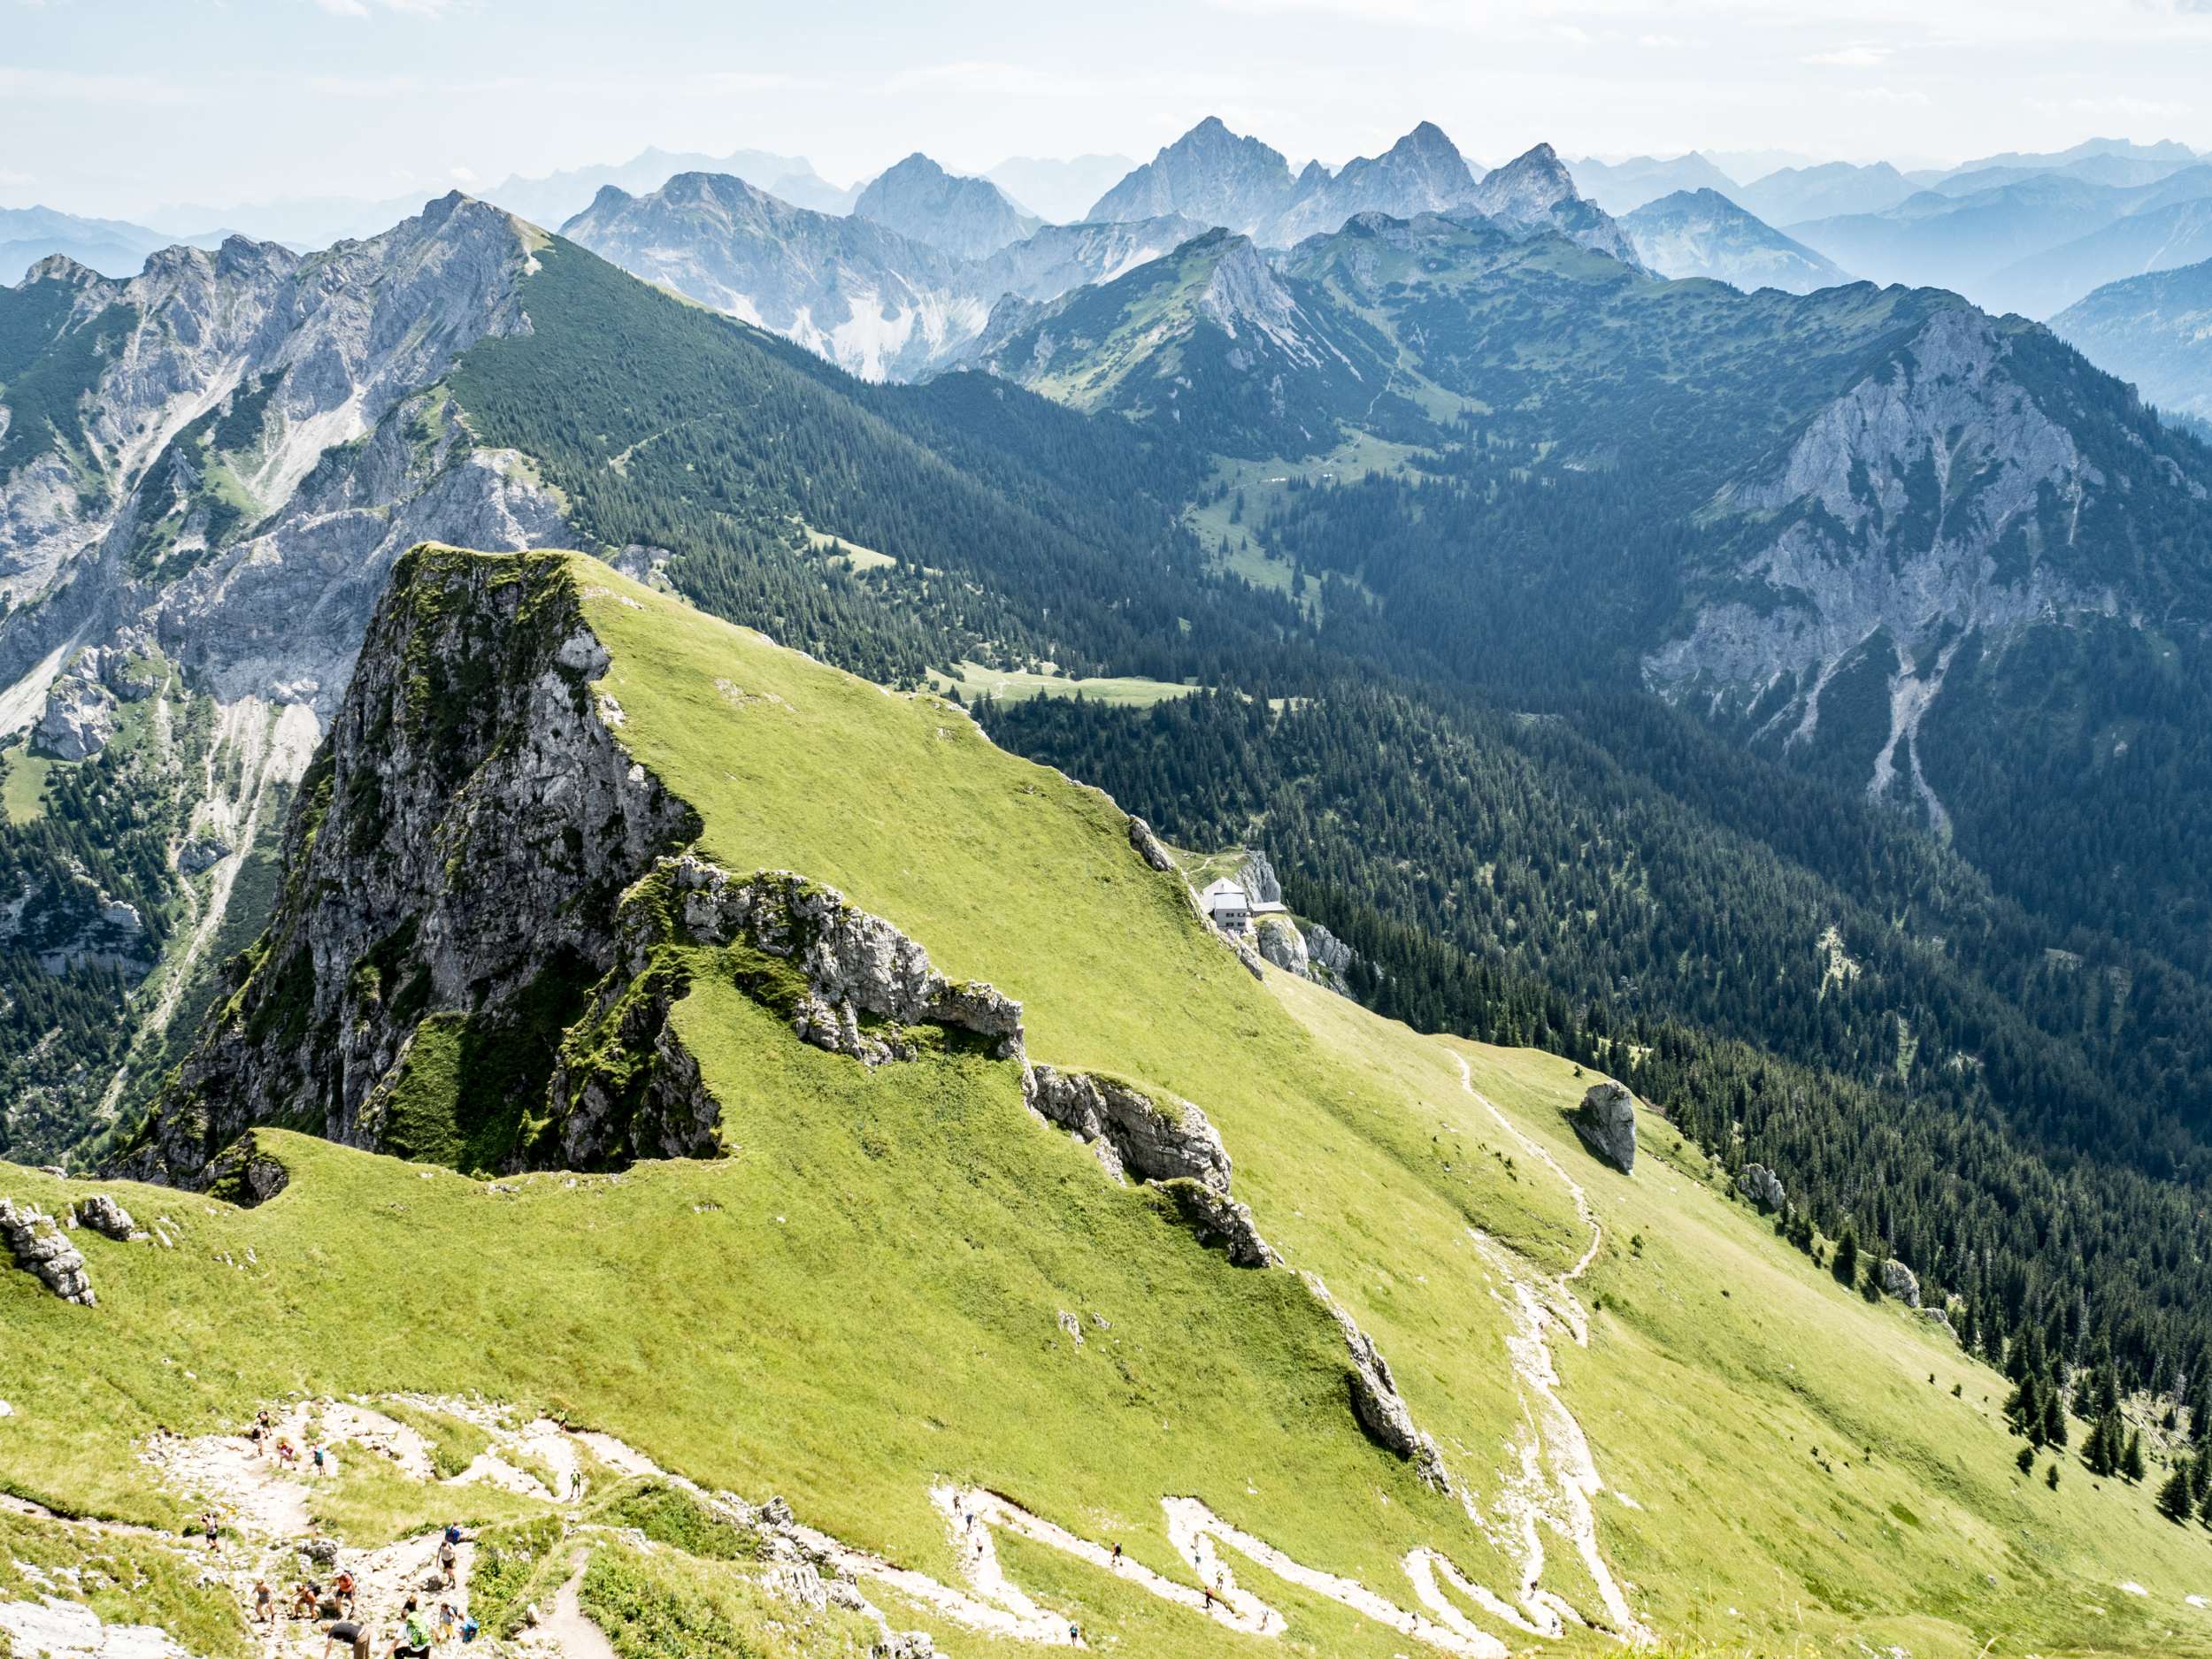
114;547;695;1185
0;198;572;1141
1645;303;2212;823
1;196;563;711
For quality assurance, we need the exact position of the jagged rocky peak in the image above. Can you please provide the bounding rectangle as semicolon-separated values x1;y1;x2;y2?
114;546;695;1187
1622;188;1855;294
1086;116;1297;235
852;152;1041;259
1261;120;1479;246
1455;142;1646;270
1467;142;1581;220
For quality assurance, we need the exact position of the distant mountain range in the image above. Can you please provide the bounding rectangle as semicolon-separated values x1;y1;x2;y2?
1080;119;1639;263
0;206;229;285
558;171;1198;380
1570;152;1739;215
134;146;856;252
1623;190;1854;293
853;154;1041;259
983;153;1135;222
2052;254;2212;421
557;120;1647;381
1788;163;2212;315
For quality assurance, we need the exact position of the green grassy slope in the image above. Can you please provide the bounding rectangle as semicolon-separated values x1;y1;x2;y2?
6;551;2211;1658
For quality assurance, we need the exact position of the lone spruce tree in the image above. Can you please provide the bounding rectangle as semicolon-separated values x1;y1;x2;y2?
1832;1224;1859;1288
2158;1461;2195;1523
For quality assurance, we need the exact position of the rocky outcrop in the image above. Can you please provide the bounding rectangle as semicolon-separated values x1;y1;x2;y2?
1027;1064;1232;1189
669;859;1023;1064
0;863;154;976
548;856;1026;1167
1164;1183;1280;1270
1305;923;1355;987
1255;916;1310;977
114;547;695;1186
1306;1273;1451;1491
71;1194;142;1241
203;1130;290;1208
1737;1163;1786;1213
1126;815;1176;873
1572;1080;1637;1174
1880;1257;1923;1309
176;833;232;875
0;1198;95;1305
35;664;119;760
1237;849;1284;906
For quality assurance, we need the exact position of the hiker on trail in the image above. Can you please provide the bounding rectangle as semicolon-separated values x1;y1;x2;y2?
323;1617;368;1659
437;1535;458;1587
391;1605;431;1659
293;1581;322;1619
1110;1542;1122;1569
434;1602;457;1644
1202;1585;1215;1610
202;1515;219;1551
253;1581;274;1625
313;1444;326;1475
250;1424;265;1455
334;1571;357;1615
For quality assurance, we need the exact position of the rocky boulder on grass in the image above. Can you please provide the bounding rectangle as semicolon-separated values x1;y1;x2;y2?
0;1198;96;1304
1737;1163;1786;1213
1881;1257;1922;1308
1572;1080;1638;1174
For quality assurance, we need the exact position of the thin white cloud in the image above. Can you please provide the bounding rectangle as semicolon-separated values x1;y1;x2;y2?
314;0;451;16
1803;44;1891;67
449;165;477;183
1848;85;1932;106
0;66;202;106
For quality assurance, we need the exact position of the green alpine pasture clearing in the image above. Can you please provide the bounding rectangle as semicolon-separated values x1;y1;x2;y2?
926;660;1198;708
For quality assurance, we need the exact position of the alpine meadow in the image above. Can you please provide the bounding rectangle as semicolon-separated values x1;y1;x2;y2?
7;5;2212;1658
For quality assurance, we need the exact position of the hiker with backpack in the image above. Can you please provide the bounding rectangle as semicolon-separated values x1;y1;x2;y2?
324;1616;370;1659
391;1598;431;1659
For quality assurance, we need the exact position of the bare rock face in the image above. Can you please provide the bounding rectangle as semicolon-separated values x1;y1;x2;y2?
0;1198;96;1305
113;548;695;1187
1255;916;1310;977
1880;1256;1923;1308
1164;1183;1281;1270
203;1132;291;1208
71;1194;142;1241
1304;922;1355;987
1737;1163;1786;1213
35;664;119;761
1126;815;1177;873
1027;1064;1233;1190
1572;1080;1638;1174
1305;1272;1450;1491
667;859;1023;1064
1237;849;1284;906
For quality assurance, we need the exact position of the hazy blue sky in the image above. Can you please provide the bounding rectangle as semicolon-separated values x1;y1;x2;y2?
7;0;2212;218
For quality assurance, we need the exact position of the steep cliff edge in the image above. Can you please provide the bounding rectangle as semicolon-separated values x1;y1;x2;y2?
115;547;695;1183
